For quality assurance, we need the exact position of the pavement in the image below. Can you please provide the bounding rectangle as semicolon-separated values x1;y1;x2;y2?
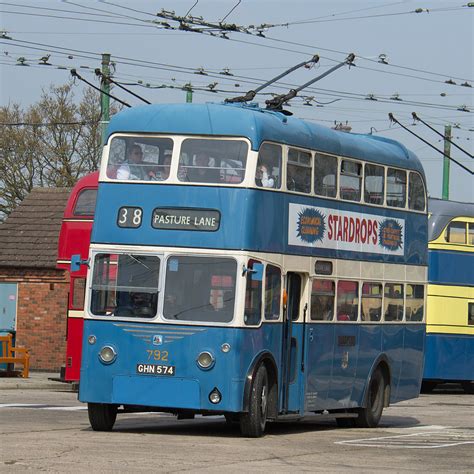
0;371;76;391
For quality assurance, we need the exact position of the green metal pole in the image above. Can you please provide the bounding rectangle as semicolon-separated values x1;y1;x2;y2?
100;53;111;145
186;88;193;103
442;125;451;200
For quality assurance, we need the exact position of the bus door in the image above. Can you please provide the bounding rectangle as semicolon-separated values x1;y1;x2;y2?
281;272;305;414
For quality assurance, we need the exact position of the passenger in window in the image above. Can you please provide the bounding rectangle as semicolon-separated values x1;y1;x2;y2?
255;163;275;188
287;165;297;191
188;152;220;183
149;150;172;181
116;144;147;180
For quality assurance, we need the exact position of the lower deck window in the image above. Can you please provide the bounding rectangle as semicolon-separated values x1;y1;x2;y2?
311;279;335;321
337;281;359;321
384;283;404;321
361;283;382;321
163;256;236;323
406;285;424;321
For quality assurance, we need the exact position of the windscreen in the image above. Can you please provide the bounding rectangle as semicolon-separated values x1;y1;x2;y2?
90;253;160;318
163;255;237;323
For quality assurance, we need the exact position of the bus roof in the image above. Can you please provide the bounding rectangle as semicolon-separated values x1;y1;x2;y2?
106;103;424;174
428;197;474;241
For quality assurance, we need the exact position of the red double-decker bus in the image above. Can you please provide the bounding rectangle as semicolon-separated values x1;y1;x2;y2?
57;172;98;382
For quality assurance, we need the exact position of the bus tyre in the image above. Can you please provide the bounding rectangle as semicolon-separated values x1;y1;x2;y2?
88;403;117;431
240;364;268;438
355;368;385;428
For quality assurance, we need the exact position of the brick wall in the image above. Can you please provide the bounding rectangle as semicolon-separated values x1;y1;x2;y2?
0;267;69;371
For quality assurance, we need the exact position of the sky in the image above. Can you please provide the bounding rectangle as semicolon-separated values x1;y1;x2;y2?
1;0;473;202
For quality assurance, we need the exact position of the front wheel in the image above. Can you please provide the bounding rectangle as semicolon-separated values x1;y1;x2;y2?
240;364;269;437
355;368;386;428
88;403;117;431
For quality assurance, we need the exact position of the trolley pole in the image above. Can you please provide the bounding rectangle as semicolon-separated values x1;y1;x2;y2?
100;53;111;145
442;125;451;200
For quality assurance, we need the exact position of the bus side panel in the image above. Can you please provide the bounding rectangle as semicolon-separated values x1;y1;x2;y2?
382;325;404;402
79;320;283;413
352;325;383;405
428;250;474;286
424;333;473;381
398;325;425;399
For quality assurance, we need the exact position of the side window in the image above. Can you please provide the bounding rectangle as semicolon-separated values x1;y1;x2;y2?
74;189;97;216
406;284;424;322
408;172;426;211
314;153;337;198
361;282;382;321
469;223;474;245
340;160;362;201
256;143;281;189
364;164;384;205
287;148;312;194
311;279;335;321
445;221;466;244
244;260;263;325
468;303;474;326
336;280;359;321
264;265;281;320
387;168;407;208
384;283;404;321
71;277;86;310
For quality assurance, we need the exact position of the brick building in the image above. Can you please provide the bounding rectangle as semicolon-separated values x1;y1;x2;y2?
0;188;71;371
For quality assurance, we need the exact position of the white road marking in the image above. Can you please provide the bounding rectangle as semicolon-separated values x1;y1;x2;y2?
336;429;474;449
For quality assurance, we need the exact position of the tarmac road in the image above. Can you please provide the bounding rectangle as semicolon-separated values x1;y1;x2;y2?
0;378;473;472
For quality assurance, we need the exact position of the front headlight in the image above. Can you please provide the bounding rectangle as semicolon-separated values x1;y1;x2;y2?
197;351;215;370
98;345;117;364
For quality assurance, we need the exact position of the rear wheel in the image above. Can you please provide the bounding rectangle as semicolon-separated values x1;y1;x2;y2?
355;368;385;428
240;364;268;438
88;403;117;431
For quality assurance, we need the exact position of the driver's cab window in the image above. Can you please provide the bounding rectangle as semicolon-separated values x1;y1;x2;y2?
255;143;281;189
244;260;263;325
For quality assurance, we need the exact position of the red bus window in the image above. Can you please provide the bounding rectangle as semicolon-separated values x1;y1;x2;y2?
71;277;86;310
73;189;97;217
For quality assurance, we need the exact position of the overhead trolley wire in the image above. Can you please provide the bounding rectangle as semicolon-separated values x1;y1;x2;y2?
388;113;473;175
412;112;474;159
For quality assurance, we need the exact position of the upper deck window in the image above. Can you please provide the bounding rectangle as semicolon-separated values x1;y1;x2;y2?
340;160;362;202
287;148;312;194
178;138;248;184
469;223;474;245
364;164;384;205
314;153;337;198
107;136;174;181
73;189;97;216
387;168;407;208
255;143;281;189
445;221;466;244
408;172;426;211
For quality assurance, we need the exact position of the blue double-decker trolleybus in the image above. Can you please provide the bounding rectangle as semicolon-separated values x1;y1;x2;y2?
78;102;428;437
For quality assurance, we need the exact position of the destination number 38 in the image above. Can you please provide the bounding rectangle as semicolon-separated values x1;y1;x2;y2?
117;206;143;228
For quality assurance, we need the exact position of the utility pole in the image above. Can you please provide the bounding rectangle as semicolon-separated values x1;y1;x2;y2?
100;53;111;145
185;83;193;103
442;125;451;200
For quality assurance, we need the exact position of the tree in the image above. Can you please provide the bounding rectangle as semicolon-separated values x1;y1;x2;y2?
0;82;109;220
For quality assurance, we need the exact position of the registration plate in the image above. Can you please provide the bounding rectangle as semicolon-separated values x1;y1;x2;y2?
136;363;175;376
